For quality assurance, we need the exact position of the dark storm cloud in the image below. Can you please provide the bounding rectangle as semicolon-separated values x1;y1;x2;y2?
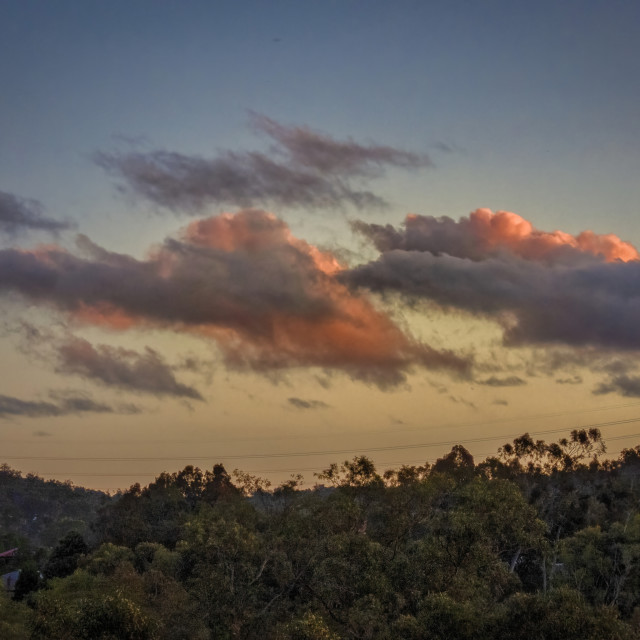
55;337;204;400
0;190;73;236
0;392;138;419
95;115;432;212
0;210;471;388
287;397;330;410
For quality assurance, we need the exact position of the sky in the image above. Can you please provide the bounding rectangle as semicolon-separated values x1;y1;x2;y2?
2;0;640;491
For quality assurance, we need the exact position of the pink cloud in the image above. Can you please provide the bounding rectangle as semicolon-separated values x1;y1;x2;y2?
467;209;638;263
0;210;471;387
356;209;639;264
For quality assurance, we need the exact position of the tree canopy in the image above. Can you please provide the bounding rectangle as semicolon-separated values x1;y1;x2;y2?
3;430;640;638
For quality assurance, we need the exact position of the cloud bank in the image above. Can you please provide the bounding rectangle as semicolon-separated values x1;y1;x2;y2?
0;209;470;388
347;209;640;350
96;115;432;213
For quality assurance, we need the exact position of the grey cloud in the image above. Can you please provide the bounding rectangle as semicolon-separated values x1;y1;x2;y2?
0;190;73;236
95;149;386;212
252;113;431;176
0;395;63;418
527;347;639;378
0;392;139;419
56;395;121;414
55;337;204;401
344;250;640;350
288;397;330;410
599;358;639;375
352;215;483;257
477;375;526;387
593;375;640;398
555;376;583;385
96;115;431;213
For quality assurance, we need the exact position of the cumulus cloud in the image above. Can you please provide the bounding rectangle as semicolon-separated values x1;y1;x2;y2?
55;337;204;400
288;397;330;410
0;210;470;388
346;210;640;351
0;190;73;237
0;391;140;419
353;209;638;263
96;115;431;213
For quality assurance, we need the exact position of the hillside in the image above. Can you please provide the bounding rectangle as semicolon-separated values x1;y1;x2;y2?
2;430;640;639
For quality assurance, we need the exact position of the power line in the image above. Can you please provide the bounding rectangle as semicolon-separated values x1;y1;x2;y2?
4;400;640;448
35;436;640;490
4;417;639;463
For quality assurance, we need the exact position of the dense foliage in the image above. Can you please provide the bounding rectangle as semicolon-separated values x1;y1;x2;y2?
0;464;111;549
4;429;640;638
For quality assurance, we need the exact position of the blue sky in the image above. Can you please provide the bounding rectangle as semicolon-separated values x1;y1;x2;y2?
2;1;640;489
4;0;640;231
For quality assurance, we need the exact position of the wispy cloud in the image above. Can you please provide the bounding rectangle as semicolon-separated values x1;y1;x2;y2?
55;337;205;400
0;190;73;237
288;397;330;410
251;113;431;177
556;375;583;385
0;391;140;419
477;375;526;387
95;114;432;213
12;323;204;401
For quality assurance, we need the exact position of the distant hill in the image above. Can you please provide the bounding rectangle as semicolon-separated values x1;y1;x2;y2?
0;464;112;551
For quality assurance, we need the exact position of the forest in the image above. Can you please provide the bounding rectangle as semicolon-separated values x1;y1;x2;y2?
3;428;640;639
